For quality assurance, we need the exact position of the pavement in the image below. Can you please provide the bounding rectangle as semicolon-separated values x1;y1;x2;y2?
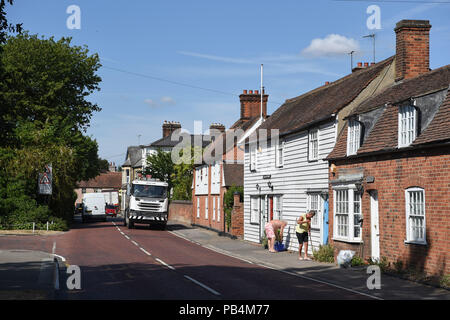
167;221;450;300
0;249;60;300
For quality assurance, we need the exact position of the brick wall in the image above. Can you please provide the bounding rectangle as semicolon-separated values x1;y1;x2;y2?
329;146;450;276
168;200;193;226
230;193;244;238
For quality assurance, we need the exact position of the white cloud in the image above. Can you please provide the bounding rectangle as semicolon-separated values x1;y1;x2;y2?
160;96;176;105
302;34;360;57
144;96;176;108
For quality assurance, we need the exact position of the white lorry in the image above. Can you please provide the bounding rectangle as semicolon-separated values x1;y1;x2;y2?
82;193;107;222
124;177;169;229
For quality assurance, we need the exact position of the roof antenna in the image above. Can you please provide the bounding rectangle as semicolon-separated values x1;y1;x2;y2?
348;50;355;72
363;33;376;64
260;64;264;121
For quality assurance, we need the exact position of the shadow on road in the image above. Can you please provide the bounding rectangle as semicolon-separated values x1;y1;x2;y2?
56;261;370;300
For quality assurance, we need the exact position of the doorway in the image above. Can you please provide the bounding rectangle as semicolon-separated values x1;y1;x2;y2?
370;190;380;262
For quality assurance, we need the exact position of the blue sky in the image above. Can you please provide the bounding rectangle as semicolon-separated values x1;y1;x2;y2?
8;0;450;165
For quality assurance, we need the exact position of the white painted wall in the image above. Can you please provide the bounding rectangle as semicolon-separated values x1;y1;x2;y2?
243;120;336;254
195;165;209;195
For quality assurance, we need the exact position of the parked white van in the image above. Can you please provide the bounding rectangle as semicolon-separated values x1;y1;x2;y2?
82;193;107;222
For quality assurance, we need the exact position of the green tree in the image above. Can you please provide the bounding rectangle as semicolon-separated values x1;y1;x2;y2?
223;185;243;232
171;147;202;201
0;33;103;229
143;149;175;195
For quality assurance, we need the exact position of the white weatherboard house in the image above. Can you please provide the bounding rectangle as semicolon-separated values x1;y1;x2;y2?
243;57;396;253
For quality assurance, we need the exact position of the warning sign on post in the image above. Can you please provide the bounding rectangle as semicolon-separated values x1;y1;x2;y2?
38;164;52;195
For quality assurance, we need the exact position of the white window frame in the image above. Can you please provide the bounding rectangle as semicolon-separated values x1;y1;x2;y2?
249;144;257;171
217;196;220;222
333;186;362;242
196;197;200;218
250;196;259;224
307;193;321;228
205;197;208;219
398;105;417;148
308;129;319;161
213;197;216;221
405;187;426;245
273;195;282;220
275;139;284;168
347;119;361;156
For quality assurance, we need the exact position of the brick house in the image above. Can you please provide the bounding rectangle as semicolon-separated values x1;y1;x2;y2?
327;20;449;276
75;171;122;205
192;90;268;235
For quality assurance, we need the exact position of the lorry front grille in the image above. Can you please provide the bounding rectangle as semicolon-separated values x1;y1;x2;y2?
137;202;161;211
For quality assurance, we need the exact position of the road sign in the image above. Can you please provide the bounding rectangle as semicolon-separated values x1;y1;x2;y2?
38;164;52;195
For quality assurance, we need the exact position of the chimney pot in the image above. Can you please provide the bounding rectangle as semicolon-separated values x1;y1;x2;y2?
325;81;330;85
364;62;369;68
255;90;259;95
249;90;253;94
243;89;247;94
357;62;362;67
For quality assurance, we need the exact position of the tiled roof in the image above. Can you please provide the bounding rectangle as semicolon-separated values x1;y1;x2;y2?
148;134;211;148
223;163;243;187
356;105;398;154
77;172;122;189
123;146;141;167
413;87;450;145
258;57;394;136
328;66;450;160
350;65;450;117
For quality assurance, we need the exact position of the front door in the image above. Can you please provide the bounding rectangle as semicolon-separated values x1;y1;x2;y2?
269;196;274;221
370;191;380;262
322;198;329;245
259;196;267;240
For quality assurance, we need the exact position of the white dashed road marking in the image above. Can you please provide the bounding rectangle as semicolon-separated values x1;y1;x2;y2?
183;275;221;296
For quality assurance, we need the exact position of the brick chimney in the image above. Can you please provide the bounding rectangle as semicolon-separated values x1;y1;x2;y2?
239;89;268;120
209;123;225;134
395;19;431;82
162;121;181;138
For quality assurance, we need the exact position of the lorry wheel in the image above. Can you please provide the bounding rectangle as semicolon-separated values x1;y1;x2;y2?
124;211;128;226
159;223;167;230
128;219;134;229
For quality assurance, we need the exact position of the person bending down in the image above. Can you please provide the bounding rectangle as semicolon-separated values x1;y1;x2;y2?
265;220;287;253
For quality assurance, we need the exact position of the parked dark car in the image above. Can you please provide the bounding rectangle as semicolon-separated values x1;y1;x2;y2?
74;203;84;215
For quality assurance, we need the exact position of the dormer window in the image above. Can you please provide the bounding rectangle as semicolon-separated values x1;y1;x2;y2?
347;119;361;156
398;105;417;147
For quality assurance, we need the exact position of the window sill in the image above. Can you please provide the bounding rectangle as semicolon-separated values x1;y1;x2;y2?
332;237;363;244
250;222;260;226
404;240;427;246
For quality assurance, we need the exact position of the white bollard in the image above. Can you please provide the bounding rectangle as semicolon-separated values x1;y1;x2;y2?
32;222;35;233
47;221;49;231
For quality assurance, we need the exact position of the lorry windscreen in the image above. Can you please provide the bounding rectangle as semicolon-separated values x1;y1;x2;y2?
132;184;167;198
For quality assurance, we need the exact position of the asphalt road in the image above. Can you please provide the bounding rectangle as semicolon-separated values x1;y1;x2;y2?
0;217;371;300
